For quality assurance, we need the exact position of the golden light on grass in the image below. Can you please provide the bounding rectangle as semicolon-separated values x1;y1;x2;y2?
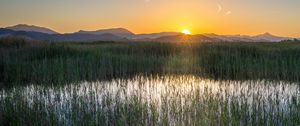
182;29;191;35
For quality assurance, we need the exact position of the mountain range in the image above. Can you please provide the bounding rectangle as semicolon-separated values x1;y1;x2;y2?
0;24;298;42
5;24;59;34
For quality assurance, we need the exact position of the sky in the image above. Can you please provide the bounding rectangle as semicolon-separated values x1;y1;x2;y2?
0;0;299;37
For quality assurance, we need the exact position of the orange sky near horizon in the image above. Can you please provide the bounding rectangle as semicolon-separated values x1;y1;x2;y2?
0;0;300;37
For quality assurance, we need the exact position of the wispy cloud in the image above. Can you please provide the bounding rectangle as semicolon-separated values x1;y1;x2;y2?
217;4;222;13
145;0;151;3
225;11;232;16
217;3;232;16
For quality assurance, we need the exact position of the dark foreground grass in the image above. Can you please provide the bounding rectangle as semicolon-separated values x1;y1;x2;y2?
1;41;300;86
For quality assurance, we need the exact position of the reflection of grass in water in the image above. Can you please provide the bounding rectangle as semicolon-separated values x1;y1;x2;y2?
1;41;300;86
0;75;299;125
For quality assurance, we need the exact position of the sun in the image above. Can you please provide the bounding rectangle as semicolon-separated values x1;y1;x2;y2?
181;29;191;35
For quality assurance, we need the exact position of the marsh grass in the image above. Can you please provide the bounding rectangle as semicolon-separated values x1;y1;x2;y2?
0;75;299;125
1;41;300;86
1;41;300;125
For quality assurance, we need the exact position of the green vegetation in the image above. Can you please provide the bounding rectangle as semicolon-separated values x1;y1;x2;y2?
1;41;300;125
1;75;299;125
1;41;300;86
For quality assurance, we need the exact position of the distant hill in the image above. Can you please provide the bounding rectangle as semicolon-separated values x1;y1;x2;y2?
77;28;134;38
0;28;51;40
203;32;291;42
203;34;256;42
54;33;126;42
253;32;290;42
0;28;126;42
153;34;219;42
0;28;15;36
6;24;59;34
134;32;180;39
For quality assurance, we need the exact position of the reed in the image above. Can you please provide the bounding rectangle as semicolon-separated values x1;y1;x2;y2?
0;75;299;125
1;40;300;125
1;41;300;86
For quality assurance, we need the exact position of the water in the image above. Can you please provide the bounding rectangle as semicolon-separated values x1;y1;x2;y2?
1;75;300;125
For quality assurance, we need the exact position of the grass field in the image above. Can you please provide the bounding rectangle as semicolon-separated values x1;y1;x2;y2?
1;40;300;125
1;75;299;125
1;41;300;86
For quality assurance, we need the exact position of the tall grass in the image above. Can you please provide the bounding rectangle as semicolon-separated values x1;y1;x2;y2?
0;75;299;125
1;41;300;86
0;41;299;86
1;41;300;125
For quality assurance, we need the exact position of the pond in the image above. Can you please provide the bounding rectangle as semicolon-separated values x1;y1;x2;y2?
1;75;300;125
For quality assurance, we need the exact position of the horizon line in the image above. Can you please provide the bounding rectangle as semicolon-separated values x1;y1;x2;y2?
1;24;299;38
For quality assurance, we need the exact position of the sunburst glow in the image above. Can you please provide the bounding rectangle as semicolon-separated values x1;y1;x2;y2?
182;29;191;35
